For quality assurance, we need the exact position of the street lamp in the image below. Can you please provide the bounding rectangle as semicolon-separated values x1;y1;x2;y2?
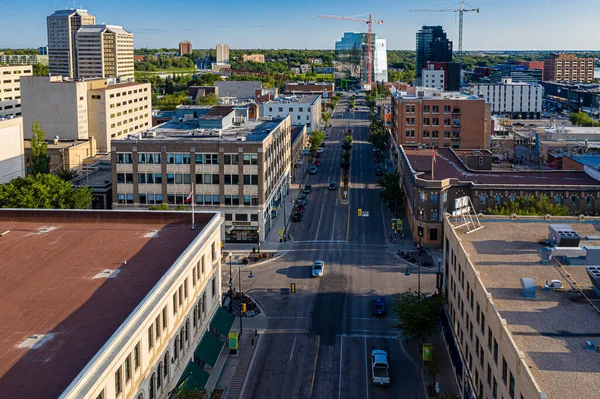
418;209;424;296
257;208;261;255
228;252;233;311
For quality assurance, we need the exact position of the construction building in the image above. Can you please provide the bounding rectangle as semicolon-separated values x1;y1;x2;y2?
442;215;600;399
262;95;322;132
0;116;25;184
543;53;595;83
0;65;32;118
47;9;96;79
397;145;600;246
75;25;135;81
21;76;151;152
334;32;388;87
111;107;292;243
471;78;543;119
0;209;227;399
391;87;492;150
179;40;192;55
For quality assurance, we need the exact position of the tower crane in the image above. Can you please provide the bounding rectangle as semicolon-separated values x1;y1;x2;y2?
409;1;480;62
317;14;383;89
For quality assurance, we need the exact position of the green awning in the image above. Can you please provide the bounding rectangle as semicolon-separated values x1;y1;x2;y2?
176;360;210;393
210;306;236;337
194;332;225;368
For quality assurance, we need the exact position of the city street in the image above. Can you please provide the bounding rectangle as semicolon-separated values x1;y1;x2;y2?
231;94;436;399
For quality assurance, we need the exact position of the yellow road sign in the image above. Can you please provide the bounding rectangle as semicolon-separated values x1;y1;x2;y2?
358;208;362;217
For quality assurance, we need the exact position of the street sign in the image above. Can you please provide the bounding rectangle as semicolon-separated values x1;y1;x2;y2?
363;211;369;217
422;343;433;362
358;208;362;217
436;273;443;290
397;220;403;231
229;331;239;350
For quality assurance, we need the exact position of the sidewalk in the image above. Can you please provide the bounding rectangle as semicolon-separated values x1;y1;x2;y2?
402;328;461;398
209;298;268;399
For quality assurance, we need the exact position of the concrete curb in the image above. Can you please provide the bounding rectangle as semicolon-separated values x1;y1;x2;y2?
397;335;430;399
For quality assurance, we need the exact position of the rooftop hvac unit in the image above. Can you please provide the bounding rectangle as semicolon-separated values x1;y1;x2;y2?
548;224;581;247
237;137;246;141
520;278;536;298
586;266;600;291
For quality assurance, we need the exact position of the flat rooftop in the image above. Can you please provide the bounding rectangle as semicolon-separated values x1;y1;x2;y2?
23;139;90;150
124;117;287;143
266;94;320;104
394;89;481;101
404;147;599;186
456;219;600;399
0;210;214;398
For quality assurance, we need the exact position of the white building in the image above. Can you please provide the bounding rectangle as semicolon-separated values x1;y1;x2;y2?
374;38;388;83
0;116;25;183
262;95;322;132
0;65;32;118
216;42;229;64
471;78;543;119
422;67;445;90
0;209;227;399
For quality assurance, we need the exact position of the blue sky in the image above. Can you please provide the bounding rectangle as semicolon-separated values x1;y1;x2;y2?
2;0;599;50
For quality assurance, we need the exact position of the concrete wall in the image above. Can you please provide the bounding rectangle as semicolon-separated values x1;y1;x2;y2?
21;76;89;141
0;117;25;183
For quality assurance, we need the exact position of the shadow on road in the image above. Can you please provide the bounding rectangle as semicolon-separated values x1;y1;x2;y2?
276;266;314;279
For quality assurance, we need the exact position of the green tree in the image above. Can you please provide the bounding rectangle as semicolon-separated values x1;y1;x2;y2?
29;121;50;175
149;203;170;210
309;130;325;153
322;112;331;124
32;63;49;76
377;172;403;211
195;93;219;106
0;174;93;209
391;289;445;342
488;195;570;216
570;111;600;127
55;168;78;181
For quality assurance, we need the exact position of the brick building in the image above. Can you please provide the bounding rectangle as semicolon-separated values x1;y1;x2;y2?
391;88;492;150
397;146;600;246
543;53;595;83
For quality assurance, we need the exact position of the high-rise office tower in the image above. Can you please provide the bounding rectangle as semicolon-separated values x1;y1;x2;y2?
76;25;134;81
47;9;96;79
216;42;230;64
416;26;452;78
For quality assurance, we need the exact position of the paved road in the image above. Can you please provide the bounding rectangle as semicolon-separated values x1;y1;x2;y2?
235;94;434;399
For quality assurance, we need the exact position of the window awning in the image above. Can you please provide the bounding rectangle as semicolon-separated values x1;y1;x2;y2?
210;306;236;337
176;360;210;393
194;331;225;368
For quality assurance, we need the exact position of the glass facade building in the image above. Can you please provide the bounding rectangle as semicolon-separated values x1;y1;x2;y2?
334;32;388;87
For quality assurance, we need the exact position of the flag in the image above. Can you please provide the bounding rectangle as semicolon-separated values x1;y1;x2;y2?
432;150;437;165
185;189;193;203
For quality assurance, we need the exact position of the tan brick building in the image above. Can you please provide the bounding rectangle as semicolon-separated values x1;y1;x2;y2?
112;111;292;243
543;53;595;83
391;88;492;150
0;65;32;118
242;54;265;63
442;216;600;399
179;40;192;55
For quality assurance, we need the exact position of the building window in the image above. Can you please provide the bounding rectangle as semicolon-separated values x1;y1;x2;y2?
115;367;122;396
125;356;131;382
148;326;154;350
509;372;515;399
493;338;498;364
555;195;562;205
479;194;487;203
502;357;508;385
212;277;216;297
495;194;502;204
134;342;140;369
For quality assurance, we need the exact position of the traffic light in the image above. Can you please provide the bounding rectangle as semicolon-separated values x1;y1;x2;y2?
358;208;363;217
291;283;296;293
241;303;247;314
392;222;396;231
418;226;424;237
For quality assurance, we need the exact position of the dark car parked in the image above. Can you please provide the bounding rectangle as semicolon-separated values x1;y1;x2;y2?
304;184;312;194
292;211;304;222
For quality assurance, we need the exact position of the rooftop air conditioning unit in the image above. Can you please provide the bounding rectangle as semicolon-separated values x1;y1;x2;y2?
549;224;581;247
237;137;247;141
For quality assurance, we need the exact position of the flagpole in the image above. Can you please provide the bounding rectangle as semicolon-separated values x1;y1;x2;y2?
191;184;195;229
432;150;435;180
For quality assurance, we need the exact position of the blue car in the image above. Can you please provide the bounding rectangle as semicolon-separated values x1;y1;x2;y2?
372;297;386;316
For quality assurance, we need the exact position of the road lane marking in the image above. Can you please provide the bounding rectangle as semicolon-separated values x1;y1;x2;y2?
310;335;321;399
380;203;388;242
294;239;346;244
314;202;325;240
339;336;343;399
346;204;351;243
364;336;370;399
267;316;310;319
362;232;365;244
340;333;397;339
331;211;336;241
289;336;297;362
262;329;309;334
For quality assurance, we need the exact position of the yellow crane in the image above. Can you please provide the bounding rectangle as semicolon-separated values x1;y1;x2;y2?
409;1;480;62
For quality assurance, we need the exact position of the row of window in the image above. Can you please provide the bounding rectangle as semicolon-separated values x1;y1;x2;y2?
117;193;259;207
108;87;149;99
118;173;260;186
405;105;460;114
116;153;260;166
478;193;594;206
267;106;308;112
224;213;259;222
447;249;519;399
